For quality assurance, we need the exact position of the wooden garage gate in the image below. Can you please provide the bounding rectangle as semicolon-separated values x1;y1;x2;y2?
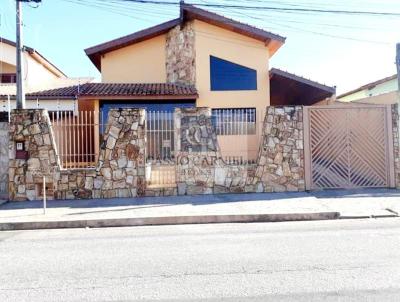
304;105;395;190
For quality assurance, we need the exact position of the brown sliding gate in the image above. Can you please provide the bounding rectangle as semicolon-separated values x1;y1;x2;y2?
304;105;395;190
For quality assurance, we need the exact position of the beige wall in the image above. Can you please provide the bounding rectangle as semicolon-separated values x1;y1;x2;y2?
101;35;167;83
193;20;270;112
96;21;273;161
0;62;16;73
193;20;270;160
352;91;399;105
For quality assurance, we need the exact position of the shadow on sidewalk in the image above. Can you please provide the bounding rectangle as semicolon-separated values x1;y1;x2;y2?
1;191;312;211
1;188;399;211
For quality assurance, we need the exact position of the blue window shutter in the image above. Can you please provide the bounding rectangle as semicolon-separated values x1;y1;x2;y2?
210;56;257;91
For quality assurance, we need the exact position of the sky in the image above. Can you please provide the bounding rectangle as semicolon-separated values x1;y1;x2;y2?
0;0;400;94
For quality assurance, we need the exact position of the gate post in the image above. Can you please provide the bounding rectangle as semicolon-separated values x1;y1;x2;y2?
303;106;312;191
391;104;400;188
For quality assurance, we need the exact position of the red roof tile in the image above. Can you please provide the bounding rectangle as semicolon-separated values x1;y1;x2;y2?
7;83;198;100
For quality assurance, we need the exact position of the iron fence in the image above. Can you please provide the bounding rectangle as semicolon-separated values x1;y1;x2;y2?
212;108;257;136
48;108;263;180
146;111;175;162
50;111;103;169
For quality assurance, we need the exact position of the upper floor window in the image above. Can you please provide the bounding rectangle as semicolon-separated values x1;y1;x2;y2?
210;56;257;91
0;73;17;84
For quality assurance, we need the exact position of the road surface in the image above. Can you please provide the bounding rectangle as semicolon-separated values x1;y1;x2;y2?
1;218;400;301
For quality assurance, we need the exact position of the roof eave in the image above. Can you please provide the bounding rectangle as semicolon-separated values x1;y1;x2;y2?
182;4;286;45
85;4;287;71
84;18;181;71
79;94;198;100
337;74;398;98
1;36;67;78
270;68;336;94
266;39;285;57
29;51;67;78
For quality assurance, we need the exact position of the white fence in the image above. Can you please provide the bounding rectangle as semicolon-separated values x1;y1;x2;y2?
212;108;257;136
49;109;263;174
212;108;262;164
146;111;175;162
50;111;102;169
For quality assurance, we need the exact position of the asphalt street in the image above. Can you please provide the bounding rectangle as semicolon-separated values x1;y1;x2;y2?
1;218;400;301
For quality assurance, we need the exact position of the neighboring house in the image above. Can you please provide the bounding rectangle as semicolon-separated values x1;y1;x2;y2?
337;74;399;104
0;37;92;112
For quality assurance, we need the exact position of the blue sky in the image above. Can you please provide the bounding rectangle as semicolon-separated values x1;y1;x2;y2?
1;0;399;94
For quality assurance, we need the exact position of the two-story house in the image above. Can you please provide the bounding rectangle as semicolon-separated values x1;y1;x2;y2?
8;3;335;166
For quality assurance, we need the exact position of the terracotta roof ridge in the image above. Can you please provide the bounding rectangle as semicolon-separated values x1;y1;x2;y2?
30;83;86;95
2;82;198;100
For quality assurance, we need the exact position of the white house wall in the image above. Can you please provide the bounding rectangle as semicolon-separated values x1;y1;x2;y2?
0;98;77;112
0;40;63;91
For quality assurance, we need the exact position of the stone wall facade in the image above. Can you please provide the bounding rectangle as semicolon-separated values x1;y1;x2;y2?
175;107;219;195
9;109;146;201
56;109;146;199
392;104;400;188
9;105;400;201
174;107;302;195
9;110;60;201
0;122;9;199
252;106;305;192
166;22;196;85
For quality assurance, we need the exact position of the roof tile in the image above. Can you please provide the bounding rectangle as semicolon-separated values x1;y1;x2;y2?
2;83;198;100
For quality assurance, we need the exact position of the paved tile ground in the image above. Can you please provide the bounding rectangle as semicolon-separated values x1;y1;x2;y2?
0;189;399;224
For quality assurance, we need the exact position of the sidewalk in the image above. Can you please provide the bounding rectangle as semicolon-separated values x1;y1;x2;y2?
0;189;399;231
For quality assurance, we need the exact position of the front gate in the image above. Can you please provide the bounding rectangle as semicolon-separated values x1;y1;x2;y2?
304;105;395;190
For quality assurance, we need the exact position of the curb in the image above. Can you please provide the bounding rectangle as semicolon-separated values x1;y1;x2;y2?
339;214;398;220
0;212;340;231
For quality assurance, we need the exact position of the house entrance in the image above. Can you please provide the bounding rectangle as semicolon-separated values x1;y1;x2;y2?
101;102;194;188
303;105;395;190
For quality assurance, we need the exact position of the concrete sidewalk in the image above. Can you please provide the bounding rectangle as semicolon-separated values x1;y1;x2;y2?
0;189;399;230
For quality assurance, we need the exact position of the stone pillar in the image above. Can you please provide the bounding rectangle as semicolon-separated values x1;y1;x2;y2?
166;22;196;86
392;104;400;188
0;122;9;199
253;106;305;192
95;108;147;198
175;108;250;195
9;109;60;201
175;107;219;195
9;108;147;201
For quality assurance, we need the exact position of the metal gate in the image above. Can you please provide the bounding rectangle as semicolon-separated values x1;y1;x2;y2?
304;105;395;190
146;111;176;188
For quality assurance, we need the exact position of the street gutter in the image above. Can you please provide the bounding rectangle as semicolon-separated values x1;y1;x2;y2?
0;212;340;231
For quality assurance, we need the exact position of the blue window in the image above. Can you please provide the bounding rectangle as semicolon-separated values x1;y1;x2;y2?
210;56;257;91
